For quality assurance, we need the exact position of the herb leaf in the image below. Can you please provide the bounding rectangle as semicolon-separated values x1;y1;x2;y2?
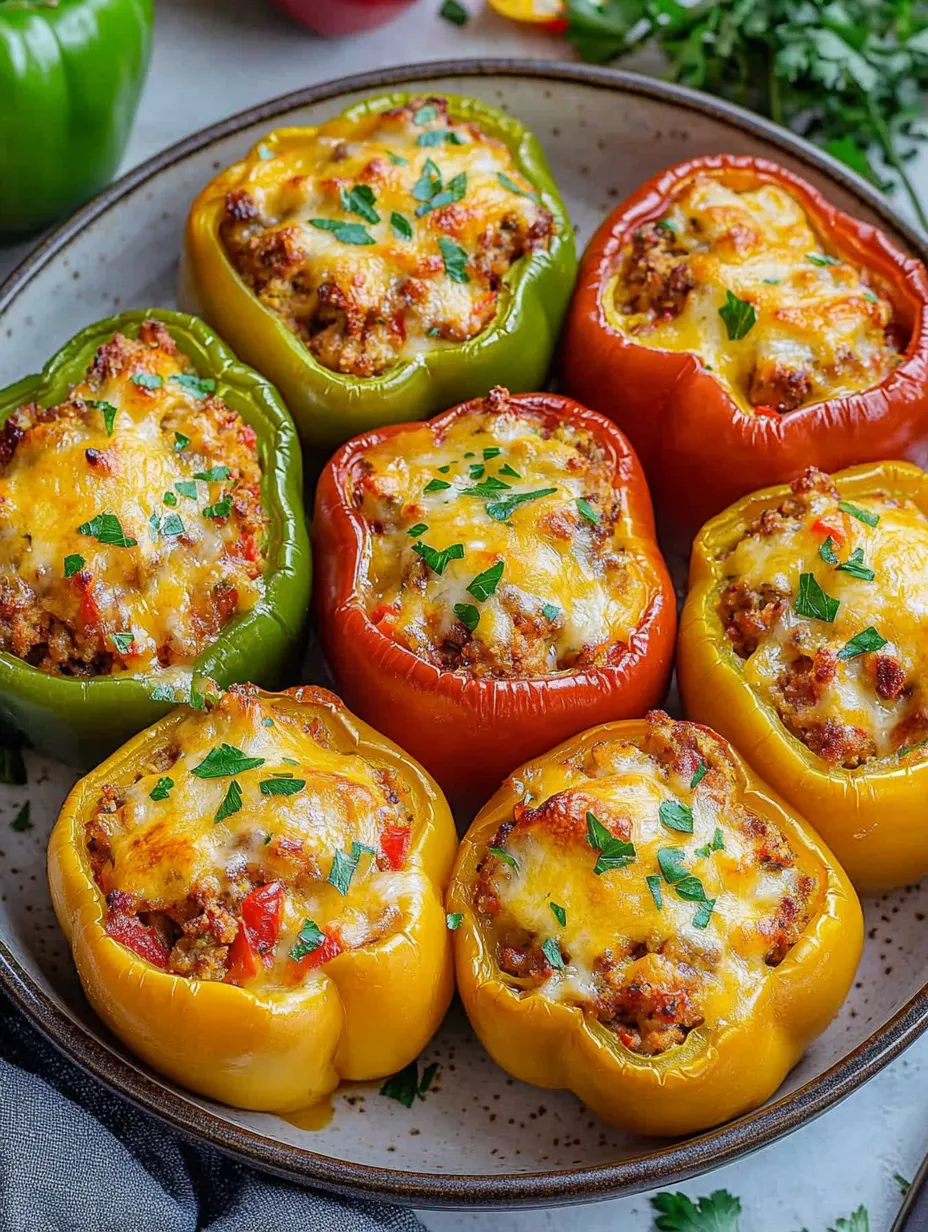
132;372;163;391
77;512;137;549
193;466;231;482
467;560;504;601
340;183;380;224
391;211;413;240
87;399;118;435
586;810;636;874
424;478;451;493
259;777;306;796
215;780;243;824
412;157;442;202
659;799;694;834
718;290;757;340
819;535;839;565
191;743;265;778
486;487;557;521
541;936;566;970
646;874;663;910
690;761;706;789
497;171;539;202
171;374;216;399
407;523;428;538
838;500;880;527
438;236;470;283
380;1058;437;1107
64;554;85;578
550;901;567;926
203;495;233;520
310;218;375;245
794;572;840;622
149;776;173;801
10;802;31;832
174;432;190;451
440;0;470;23
836;547;875;582
577;497;600;525
487;845;519;870
650;1188;742;1231
446;912;463;930
412;540;464;575
289;918;325;962
453;602;480;631
838;626;888;660
328;847;359;896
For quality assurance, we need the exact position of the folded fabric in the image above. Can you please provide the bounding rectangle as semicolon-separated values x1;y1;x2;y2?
0;989;423;1232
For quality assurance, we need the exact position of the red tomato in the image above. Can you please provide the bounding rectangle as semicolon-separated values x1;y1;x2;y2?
241;881;284;955
105;912;169;969
268;0;416;36
381;824;411;870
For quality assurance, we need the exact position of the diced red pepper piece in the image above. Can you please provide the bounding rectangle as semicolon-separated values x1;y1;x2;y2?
226;925;257;984
300;930;343;969
754;405;780;418
381;824;411;870
240;881;284;956
811;517;846;546
105;912;169;969
72;571;100;628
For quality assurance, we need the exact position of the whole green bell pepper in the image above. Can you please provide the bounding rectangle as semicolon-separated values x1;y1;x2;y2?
0;0;153;235
181;92;578;449
0;309;311;766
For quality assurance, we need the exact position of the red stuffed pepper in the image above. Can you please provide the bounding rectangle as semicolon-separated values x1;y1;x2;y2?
313;386;675;809
560;154;928;547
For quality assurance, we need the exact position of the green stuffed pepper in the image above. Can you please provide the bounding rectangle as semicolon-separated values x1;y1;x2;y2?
181;91;577;448
0;309;311;766
0;0;153;235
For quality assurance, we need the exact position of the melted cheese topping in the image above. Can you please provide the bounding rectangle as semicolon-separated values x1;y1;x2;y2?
606;174;900;414
354;393;655;677
0;323;265;676
92;688;416;988
220;96;552;377
477;714;820;1053
721;473;928;765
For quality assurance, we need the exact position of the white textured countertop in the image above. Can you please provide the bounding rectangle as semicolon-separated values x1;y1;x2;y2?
3;1;928;1227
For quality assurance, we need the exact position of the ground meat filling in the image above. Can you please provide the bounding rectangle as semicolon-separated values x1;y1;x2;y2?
220;96;554;378
718;467;928;768
474;711;818;1056
0;321;266;677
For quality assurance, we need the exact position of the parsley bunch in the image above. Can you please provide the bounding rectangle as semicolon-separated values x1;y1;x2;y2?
564;0;928;231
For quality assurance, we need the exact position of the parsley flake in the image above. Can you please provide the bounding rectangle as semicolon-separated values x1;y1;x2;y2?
659;799;694;833
289;918;325;962
64;554;84;578
417;171;468;218
467;560;504;601
310;218;375;245
132;372;163;390
438;236;470;283
837;547;875;581
483;447;501;460
650;1189;741;1231
497;171;539;202
174;432;190;451
10;802;31;832
412;157;442;202
424;478;451;493
339;183;380;224
542;602;560;621
87;399;118;435
203;495;233;520
328;845;362;896
194;465;231;482
586;810;636;874
646;874;663;910
541;937;566;970
413;104;439;125
110;631;135;655
794;572;839;622
215;780;243;824
170;374;216;399
499;463;521;478
260;777;306;796
446;912;463;930
412;540;464;575
838;626;887;660
577;498;600;524
417;129;463;147
550;901;567;927
440;0;470;23
819;535;840;564
77;512;137;548
690;761;706;789
387;151;408;166
693;898;717;928
163;492;178;507
695;828;725;859
838;500;880;527
257;143;274;160
407;523;428;538
391;211;413;240
718;290;757;340
487;846;519;870
149;776;173;801
175;480;198;499
191;743;265;778
808;252;841;266
469;463;485;480
380;1057;437;1107
486;487;557;521
453;602;480;631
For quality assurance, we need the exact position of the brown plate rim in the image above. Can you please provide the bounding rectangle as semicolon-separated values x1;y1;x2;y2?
1;57;927;1209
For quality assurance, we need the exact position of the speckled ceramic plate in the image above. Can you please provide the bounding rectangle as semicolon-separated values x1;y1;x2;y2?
2;59;928;1210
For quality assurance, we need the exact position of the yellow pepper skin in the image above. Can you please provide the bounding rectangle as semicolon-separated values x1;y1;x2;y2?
47;685;457;1112
679;461;928;893
447;718;861;1137
181;92;576;449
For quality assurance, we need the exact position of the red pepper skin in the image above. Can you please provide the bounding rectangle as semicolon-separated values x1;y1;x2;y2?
241;881;284;955
300;931;343;969
559;154;928;549
105;912;169;969
313;391;676;809
381;824;411;870
268;0;415;35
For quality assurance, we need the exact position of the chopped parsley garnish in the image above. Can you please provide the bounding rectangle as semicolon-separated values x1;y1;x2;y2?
149;684;176;702
170;374;216;399
497;171;539;202
794;572;839;622
328;842;369;895
577;498;600;525
203;495;233;520
586;810;636;874
695;828;725;859
486;487;557;521
289;918;325;962
838;500;880;527
646;874;663;909
465;476;511;497
257;143;274;160
379;1057;437;1107
174;432;190;451
499;463;521;478
174;480;198;499
659;799;693;833
282;757;299;766
424;478;451;493
412;540;464;575
542;603;560;621
340;183;380;224
262;717;274;727
469;463;485;480
191;742;265;778
87;399;118;435
63;554;84;578
417;129;463;147
446;912;463;930
438;235;470;283
259;777;306;796
718;289;757;340
541;937;566;970
310;218;375;245
10;802;31;832
413;104;439;125
692;899;716;929
487;846;519;869
838;626;887;660
762;277;781;285
657;846;689;885
657;847;715;924
391;211;413;240
163;491;178;507
650;1189;741;1230
131;372;163;390
161;513;185;537
0;747;26;787
215;780;243;824
149;776;173;801
407;523;428;538
550;901;567;927
656;217;677;233
438;464;452;473
387;151;408;166
483;447;501;460
110;631;135;655
807;252;841;266
453;602;480;631
819;535;839;564
467;560;504;601
863;290;879;304
77;512;137;548
836;547;875;581
412;156;442;202
194;465;231;482
690;761;706;789
440;0;469;23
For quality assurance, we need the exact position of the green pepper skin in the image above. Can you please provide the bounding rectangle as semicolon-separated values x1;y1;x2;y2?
183;92;578;449
0;310;311;767
0;0;153;235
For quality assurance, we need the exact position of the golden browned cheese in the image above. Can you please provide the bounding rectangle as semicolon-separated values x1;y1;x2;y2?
220;96;553;377
0;322;266;677
351;390;657;677
88;686;418;987
607;175;900;414
718;468;928;768
474;712;820;1055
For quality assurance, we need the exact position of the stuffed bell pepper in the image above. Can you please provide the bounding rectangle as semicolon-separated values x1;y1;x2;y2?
313;386;676;808
560;154;928;545
0;310;310;766
0;0;153;234
183;92;576;447
679;461;928;892
47;682;457;1111
447;710;862;1136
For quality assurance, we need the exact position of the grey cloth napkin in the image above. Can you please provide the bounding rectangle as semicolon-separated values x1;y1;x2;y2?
0;990;423;1232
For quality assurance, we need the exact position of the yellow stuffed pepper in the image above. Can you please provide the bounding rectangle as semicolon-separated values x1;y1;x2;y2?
447;710;861;1137
679;461;928;892
48;682;457;1112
